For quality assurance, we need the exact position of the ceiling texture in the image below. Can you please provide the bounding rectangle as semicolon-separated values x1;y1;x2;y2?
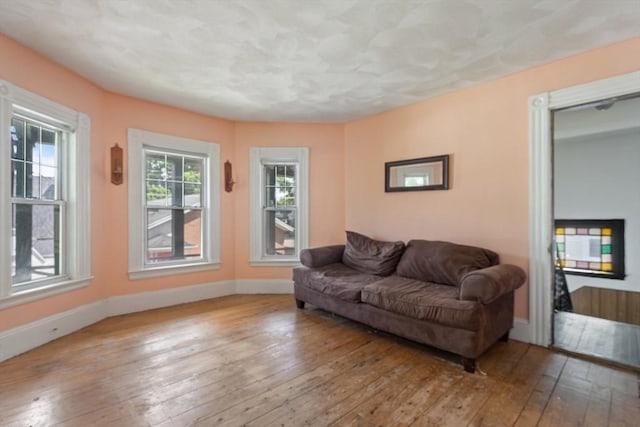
0;0;639;123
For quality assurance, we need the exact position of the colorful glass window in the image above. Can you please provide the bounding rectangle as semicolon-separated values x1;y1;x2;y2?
554;219;625;280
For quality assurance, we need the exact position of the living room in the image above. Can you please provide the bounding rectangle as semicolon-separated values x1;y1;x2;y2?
0;1;639;425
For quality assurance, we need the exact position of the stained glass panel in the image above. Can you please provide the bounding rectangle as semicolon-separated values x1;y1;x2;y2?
554;219;625;280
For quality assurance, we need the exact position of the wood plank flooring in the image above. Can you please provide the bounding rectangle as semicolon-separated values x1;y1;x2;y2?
555;310;640;369
0;294;638;426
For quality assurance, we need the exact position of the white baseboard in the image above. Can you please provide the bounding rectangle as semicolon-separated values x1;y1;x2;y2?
0;300;107;362
0;278;527;363
106;280;236;316
0;278;294;362
510;317;531;343
235;279;293;294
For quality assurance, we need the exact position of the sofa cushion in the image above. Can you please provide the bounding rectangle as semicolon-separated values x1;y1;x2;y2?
342;231;405;276
361;276;483;331
396;240;499;286
292;263;381;303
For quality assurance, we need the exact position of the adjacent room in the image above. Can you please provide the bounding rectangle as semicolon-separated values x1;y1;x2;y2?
0;1;639;425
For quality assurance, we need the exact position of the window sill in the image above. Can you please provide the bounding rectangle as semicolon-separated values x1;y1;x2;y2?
0;277;93;309
249;259;301;267
129;261;221;280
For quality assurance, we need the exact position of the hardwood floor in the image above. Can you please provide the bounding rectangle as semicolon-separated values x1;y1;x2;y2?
554;310;640;370
1;295;638;426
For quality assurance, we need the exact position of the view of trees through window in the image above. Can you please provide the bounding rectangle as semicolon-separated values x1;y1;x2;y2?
263;164;296;256
144;150;204;263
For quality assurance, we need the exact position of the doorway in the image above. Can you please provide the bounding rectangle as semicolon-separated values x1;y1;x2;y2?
528;71;640;356
552;94;640;369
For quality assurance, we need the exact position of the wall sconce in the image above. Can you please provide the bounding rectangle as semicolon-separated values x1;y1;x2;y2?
111;143;123;185
224;160;235;192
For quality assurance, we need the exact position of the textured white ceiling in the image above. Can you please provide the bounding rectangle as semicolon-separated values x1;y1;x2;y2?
0;0;639;123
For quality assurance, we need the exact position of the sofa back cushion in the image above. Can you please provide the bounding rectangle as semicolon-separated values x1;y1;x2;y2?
396;240;499;286
342;231;405;276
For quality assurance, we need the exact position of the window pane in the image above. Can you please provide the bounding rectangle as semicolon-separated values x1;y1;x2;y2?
285;188;296;207
264;209;295;256
39;166;57;200
168;181;183;207
26;123;39;163
11;160;24;198
11;118;25;160
40;128;57;166
184;158;202;183
184;183;202;207
146;180;168;206
146;208;202;263
165;155;183;180
13;120;61;200
274;165;296;208
12;203;62;285
146;153;166;180
265;165;276;186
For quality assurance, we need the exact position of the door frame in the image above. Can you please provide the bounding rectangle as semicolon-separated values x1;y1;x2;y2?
528;71;640;347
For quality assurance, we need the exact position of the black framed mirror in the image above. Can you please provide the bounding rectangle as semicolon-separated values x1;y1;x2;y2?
385;154;449;192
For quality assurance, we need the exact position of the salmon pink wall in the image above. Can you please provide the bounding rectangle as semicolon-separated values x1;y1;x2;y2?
0;34;106;330
101;93;236;296
0;34;239;330
1;29;638;334
344;38;640;319
233;122;345;279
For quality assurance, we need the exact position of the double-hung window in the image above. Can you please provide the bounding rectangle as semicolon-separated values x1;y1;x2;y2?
0;80;91;306
128;129;220;278
249;147;308;264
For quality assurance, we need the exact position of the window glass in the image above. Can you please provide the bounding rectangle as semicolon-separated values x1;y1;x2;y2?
263;164;297;257
10;116;64;288
144;150;204;265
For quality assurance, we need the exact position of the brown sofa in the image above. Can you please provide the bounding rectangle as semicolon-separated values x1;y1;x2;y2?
292;232;526;373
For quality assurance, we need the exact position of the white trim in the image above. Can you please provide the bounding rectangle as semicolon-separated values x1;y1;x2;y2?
528;71;640;347
0;278;296;362
0;79;91;304
0;300;106;362
0;277;92;309
128;262;221;280
0;88;11;299
105;280;236;316
528;93;553;347
0;277;525;362
249;147;309;264
249;261;301;267
127;128;221;278
235;279;294;294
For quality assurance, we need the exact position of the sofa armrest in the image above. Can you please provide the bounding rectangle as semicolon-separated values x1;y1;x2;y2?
459;264;526;304
300;245;345;268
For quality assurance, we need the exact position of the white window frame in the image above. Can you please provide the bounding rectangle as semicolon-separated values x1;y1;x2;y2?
0;80;91;308
249;147;308;265
128;128;220;279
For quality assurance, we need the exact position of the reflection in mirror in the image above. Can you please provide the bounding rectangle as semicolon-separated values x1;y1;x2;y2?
385;155;449;192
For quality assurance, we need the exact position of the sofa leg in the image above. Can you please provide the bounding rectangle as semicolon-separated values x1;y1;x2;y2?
500;331;510;342
462;357;476;373
295;299;305;309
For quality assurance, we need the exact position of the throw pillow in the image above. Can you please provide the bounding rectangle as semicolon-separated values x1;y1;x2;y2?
396;240;499;286
342;231;405;276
